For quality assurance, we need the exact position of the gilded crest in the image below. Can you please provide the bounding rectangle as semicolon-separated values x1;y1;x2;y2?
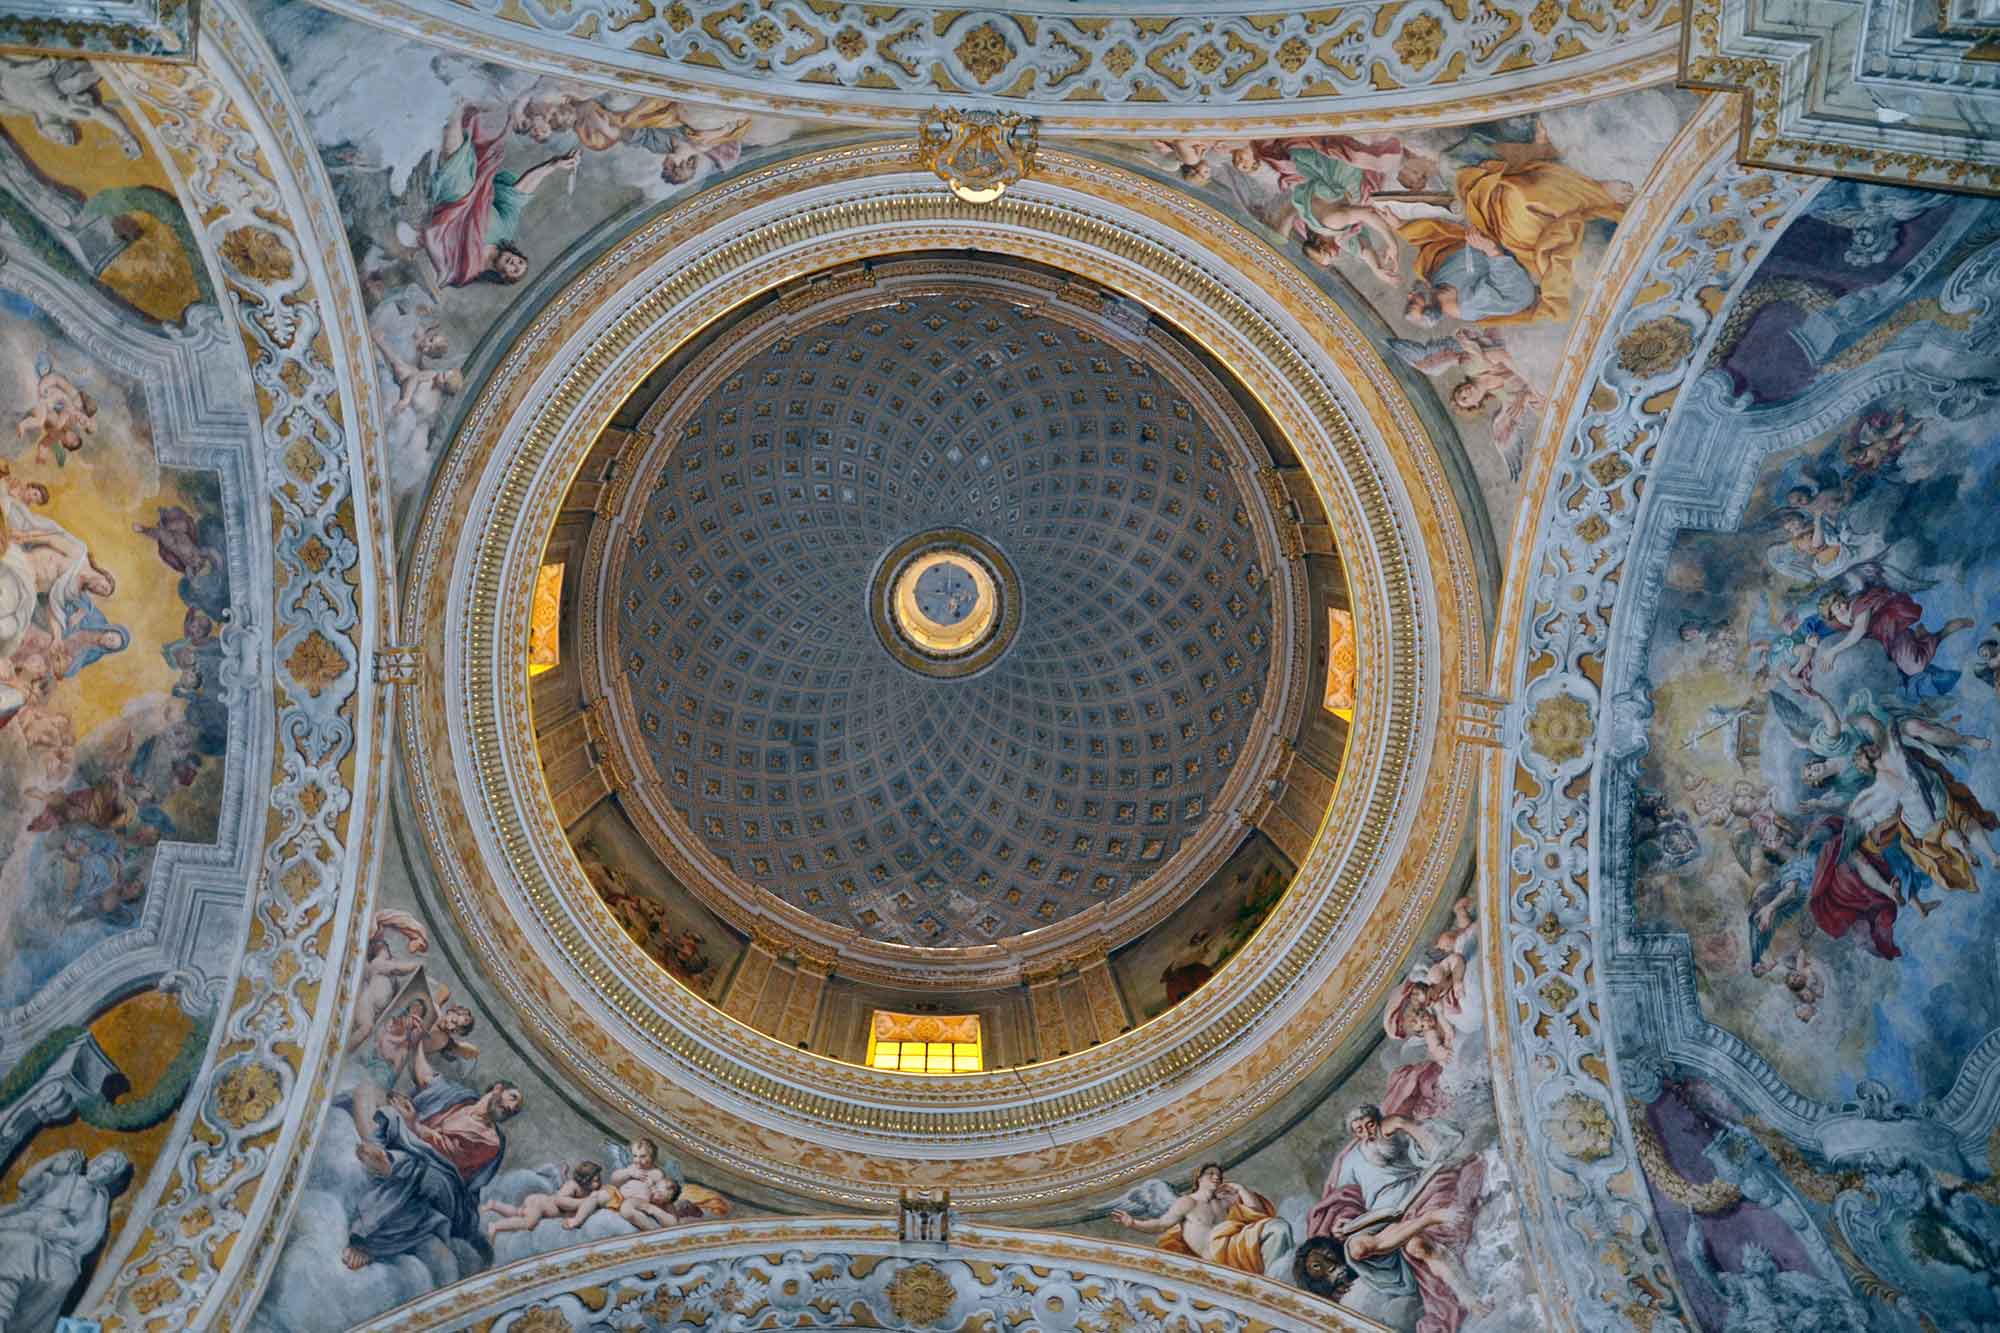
915;107;1039;203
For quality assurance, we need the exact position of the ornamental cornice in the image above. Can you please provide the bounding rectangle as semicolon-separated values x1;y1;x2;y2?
398;141;1482;1209
349;1219;1351;1332
1682;0;2000;195
305;0;1678;135
0;0;195;61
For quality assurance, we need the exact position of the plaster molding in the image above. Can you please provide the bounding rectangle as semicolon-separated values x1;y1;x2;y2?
349;1218;1357;1332
306;0;1679;136
1682;0;2000;195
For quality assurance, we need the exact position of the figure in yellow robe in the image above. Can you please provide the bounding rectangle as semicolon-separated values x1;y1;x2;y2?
1400;157;1630;327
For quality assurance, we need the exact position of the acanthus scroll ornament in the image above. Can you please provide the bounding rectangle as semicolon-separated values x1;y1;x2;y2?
916;108;1038;204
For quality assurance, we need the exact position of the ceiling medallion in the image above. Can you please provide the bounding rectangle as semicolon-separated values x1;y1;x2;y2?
871;528;1019;678
916;107;1038;203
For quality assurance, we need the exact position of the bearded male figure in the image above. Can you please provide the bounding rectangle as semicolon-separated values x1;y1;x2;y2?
1307;1105;1484;1333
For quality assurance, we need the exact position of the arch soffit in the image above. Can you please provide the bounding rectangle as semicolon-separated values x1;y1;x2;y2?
1480;93;1826;1330
65;0;400;1328
350;1219;1360;1332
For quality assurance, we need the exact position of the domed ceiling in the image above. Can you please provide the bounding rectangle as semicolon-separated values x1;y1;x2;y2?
611;289;1280;946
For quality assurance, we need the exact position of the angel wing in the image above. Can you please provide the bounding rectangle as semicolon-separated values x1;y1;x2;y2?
368;908;431;955
1105;1178;1180;1222
33;348;53;381
1388;336;1468;376
1768;688;1824;751
601;1140;633;1172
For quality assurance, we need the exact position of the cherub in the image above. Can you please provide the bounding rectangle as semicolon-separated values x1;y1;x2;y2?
15;352;97;465
1843;406;1919;477
346;910;431;1052
621;1178;702;1231
1149;138;1220;183
1430;894;1477;957
482;1160;602;1238
606;1137;668;1197
1781;951;1826;1022
134;506;220;578
372;329;464;421
1389;329;1543;479
564;1172;690;1231
1973;625;1999;704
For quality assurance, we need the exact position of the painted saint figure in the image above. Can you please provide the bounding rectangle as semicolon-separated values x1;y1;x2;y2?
1400;145;1630;326
338;1057;522;1271
0;1148;132;1330
1110;1163;1293;1276
1307;1105;1484;1332
416;104;578;288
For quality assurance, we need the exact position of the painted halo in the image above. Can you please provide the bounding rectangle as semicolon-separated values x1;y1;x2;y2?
401;143;1483;1210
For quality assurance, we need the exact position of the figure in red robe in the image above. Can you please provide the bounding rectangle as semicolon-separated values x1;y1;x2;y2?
1806;815;1905;960
1816;583;1974;699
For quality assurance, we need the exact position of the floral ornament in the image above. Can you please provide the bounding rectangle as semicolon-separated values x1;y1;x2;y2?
213;1061;282;1128
1614;316;1696;379
507;1306;572;1333
885;1262;958;1324
1526;692;1593;767
1548;1092;1617;1161
1393;14;1445;69
219;225;294;282
954;22;1017;83
283;629;347;696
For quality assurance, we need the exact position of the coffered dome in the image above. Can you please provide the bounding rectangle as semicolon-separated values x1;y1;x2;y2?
611;288;1281;946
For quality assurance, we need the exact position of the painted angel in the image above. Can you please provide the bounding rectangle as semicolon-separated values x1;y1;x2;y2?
1107;1166;1293;1276
347;909;431;1051
14;350;97;465
1390;329;1544;479
591;1138;729;1230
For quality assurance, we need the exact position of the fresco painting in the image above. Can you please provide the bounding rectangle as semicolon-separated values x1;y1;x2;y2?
0;70;246;1333
253;0;816;507
1094;92;1694;520
571;801;744;1004
1615;187;2000;1329
1083;891;1544;1331
0;285;233;1008
256;844;756;1333
1109;829;1291;1022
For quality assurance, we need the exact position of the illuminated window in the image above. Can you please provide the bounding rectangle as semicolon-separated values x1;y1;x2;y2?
866;1010;982;1074
1324;607;1356;722
529;562;565;677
